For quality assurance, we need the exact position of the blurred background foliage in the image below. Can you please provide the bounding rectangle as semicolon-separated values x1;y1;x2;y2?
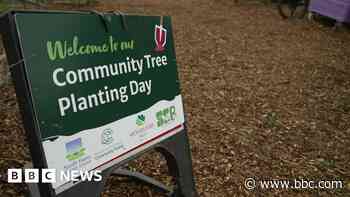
0;0;97;12
0;0;9;12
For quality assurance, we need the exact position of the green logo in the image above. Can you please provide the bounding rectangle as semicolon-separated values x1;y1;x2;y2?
136;114;146;127
156;106;176;127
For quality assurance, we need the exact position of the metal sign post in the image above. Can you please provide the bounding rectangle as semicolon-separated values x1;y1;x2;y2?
0;10;198;197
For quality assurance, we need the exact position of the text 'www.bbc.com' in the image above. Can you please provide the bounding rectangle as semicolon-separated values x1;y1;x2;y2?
244;178;345;191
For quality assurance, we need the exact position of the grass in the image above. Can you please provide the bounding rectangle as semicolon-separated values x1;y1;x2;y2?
0;2;9;13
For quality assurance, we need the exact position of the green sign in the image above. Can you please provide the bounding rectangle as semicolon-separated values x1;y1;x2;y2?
15;13;185;191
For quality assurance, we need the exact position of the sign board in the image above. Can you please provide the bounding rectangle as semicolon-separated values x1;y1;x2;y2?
4;11;188;194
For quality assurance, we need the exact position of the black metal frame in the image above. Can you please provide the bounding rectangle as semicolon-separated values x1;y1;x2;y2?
0;10;55;197
0;10;197;197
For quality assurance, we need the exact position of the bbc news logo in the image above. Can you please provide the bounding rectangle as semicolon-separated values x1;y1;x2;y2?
7;169;102;183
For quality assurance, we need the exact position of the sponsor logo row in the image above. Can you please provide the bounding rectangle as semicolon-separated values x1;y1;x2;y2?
64;105;178;164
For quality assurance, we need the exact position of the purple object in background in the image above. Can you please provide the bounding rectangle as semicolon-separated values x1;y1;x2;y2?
309;0;350;23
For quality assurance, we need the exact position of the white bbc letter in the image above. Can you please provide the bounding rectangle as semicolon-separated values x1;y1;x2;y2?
8;169;22;183
42;169;56;183
93;170;102;182
60;171;71;182
25;169;39;183
70;171;80;182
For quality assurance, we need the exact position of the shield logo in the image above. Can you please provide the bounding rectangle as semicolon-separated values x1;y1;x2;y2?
154;25;167;52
